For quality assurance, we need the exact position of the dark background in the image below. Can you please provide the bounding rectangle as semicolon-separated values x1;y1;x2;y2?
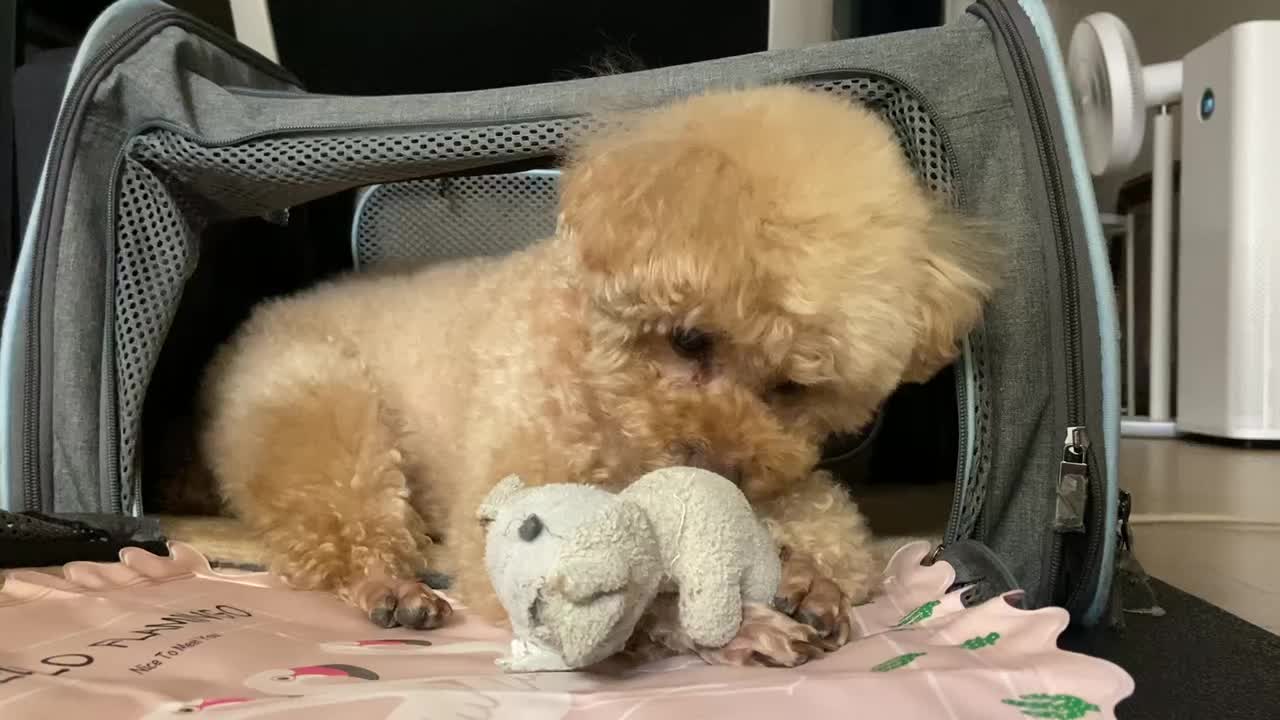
7;0;944;281
16;0;944;92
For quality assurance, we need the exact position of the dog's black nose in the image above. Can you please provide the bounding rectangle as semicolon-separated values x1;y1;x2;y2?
518;514;543;541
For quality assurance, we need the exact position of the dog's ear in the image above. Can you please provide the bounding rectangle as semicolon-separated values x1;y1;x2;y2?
903;213;1002;384
558;130;760;299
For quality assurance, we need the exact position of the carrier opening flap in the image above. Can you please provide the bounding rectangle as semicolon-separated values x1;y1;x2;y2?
0;0;298;514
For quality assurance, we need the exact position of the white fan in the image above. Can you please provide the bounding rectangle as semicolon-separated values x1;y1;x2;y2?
1067;12;1182;177
1068;12;1185;436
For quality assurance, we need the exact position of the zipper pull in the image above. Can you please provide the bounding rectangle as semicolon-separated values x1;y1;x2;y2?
264;207;291;226
1054;426;1089;533
1117;488;1133;551
923;542;946;566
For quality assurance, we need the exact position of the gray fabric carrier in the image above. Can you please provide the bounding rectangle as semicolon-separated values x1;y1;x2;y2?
0;0;1123;626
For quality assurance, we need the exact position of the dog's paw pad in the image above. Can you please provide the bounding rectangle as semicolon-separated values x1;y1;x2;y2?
794;609;830;636
697;604;827;668
772;595;800;616
393;582;452;630
369;600;398;629
777;553;854;649
348;577;452;630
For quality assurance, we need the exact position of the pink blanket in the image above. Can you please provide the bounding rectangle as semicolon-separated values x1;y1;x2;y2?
0;541;1132;719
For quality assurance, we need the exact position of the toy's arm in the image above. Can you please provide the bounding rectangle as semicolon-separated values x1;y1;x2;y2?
498;638;573;673
678;569;743;649
550;500;652;602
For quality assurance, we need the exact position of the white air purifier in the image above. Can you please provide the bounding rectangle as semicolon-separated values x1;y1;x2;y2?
1176;22;1280;441
1069;14;1280;441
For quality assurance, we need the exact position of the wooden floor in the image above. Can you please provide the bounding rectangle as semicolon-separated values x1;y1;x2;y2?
1121;437;1280;633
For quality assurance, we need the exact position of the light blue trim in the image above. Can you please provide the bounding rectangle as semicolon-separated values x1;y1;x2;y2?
0;0;166;510
1016;0;1122;625
0;180;36;510
349;186;378;271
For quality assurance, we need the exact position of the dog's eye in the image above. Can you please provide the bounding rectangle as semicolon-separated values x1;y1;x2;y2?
670;327;713;359
773;380;805;398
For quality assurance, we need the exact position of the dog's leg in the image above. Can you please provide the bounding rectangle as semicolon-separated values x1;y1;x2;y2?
758;470;876;648
632;596;825;667
700;603;829;666
772;550;854;649
204;337;450;630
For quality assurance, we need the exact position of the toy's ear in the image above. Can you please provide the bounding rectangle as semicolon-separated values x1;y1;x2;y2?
548;501;651;604
476;474;525;524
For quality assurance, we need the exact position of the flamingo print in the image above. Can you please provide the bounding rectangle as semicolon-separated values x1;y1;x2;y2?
141;662;597;720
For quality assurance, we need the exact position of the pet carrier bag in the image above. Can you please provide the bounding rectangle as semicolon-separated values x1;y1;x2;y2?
0;0;1126;626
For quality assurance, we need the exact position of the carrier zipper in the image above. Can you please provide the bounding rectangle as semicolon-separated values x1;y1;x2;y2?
930;364;974;564
1054;426;1089;532
22;7;297;512
971;0;1107;614
945;351;970;544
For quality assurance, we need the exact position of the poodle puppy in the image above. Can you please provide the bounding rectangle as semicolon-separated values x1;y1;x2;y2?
198;85;998;666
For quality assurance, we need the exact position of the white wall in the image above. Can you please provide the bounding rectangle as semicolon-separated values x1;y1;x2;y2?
1046;0;1279;209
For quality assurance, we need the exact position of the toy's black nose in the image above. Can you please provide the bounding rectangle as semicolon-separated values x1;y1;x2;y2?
519;514;543;541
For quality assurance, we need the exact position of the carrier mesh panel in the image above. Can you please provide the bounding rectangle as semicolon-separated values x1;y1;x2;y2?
813;77;956;203
353;172;560;271
127;118;589;221
113;76;971;513
956;328;992;540
115;159;205;503
350;77;956;270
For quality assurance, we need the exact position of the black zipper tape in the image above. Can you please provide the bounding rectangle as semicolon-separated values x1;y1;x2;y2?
971;0;1108;617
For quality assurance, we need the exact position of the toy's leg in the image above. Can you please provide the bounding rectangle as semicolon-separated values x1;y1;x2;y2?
758;470;874;647
203;334;450;630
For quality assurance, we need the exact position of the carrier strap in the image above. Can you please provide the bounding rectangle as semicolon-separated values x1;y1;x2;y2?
0;511;168;568
936;539;1025;609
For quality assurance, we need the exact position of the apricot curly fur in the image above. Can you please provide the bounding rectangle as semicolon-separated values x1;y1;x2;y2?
197;85;1000;649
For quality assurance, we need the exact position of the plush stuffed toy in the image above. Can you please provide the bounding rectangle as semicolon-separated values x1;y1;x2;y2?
477;466;782;672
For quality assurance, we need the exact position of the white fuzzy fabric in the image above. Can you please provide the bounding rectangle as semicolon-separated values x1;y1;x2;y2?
478;467;781;671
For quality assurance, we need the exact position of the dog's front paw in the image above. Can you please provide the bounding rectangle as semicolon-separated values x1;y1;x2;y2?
345;577;454;629
772;549;854;650
695;604;826;667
